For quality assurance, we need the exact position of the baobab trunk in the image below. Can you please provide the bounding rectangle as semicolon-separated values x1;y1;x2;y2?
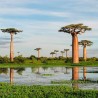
52;54;53;58
55;53;57;57
10;33;14;62
72;34;79;63
83;67;86;80
66;51;67;58
10;68;14;84
83;46;87;61
38;50;40;59
62;53;63;57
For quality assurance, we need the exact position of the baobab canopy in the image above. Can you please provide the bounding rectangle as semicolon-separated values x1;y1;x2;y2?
79;40;93;46
59;23;92;35
1;28;22;34
34;48;41;51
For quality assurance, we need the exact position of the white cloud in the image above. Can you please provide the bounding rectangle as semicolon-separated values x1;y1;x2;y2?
0;7;71;18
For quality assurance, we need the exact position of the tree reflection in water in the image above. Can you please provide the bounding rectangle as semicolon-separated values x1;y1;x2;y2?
72;67;79;89
0;68;8;74
10;68;14;84
83;67;86;80
14;68;25;75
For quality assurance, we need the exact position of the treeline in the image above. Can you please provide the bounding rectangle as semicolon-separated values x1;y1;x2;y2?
0;55;98;64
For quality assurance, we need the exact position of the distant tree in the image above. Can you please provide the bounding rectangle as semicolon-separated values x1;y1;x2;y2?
59;23;91;63
61;51;65;57
64;49;69;58
1;28;22;62
34;48;41;59
79;40;93;61
54;50;59;57
50;52;55;58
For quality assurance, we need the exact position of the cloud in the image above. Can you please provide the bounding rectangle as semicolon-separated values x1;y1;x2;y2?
0;7;71;18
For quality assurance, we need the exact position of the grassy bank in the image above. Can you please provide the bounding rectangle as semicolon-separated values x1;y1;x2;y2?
0;83;98;98
0;61;98;68
1;56;98;67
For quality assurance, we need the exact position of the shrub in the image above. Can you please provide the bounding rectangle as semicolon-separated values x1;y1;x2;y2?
40;57;48;64
14;56;25;63
65;57;72;63
0;56;10;63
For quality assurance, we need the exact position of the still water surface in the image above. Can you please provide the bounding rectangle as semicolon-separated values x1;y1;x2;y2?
0;67;98;89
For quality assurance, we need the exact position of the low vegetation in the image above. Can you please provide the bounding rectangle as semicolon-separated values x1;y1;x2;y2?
51;80;98;84
0;55;98;67
0;83;98;98
42;74;53;76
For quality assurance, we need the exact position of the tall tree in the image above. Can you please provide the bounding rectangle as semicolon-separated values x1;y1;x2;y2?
61;51;65;57
54;50;59;57
34;48;41;59
64;49;69;58
79;40;93;61
1;28;22;62
59;23;91;63
50;52;55;58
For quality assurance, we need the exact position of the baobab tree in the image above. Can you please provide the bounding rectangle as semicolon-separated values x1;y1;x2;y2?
34;48;41;59
1;28;22;62
54;50;59;57
59;23;91;63
50;52;55;58
61;51;65;57
79;40;93;61
64;49;69;58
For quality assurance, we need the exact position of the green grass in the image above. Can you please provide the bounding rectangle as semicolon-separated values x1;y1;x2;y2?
0;83;98;98
51;80;98;84
42;74;53;76
1;60;98;68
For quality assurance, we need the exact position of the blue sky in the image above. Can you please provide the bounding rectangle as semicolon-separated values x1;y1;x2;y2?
0;0;98;57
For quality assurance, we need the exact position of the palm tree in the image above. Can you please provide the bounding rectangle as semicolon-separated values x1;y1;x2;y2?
64;49;69;58
50;52;55;58
34;48;41;59
54;50;59;57
61;51;65;57
1;28;22;62
59;23;91;63
79;40;93;61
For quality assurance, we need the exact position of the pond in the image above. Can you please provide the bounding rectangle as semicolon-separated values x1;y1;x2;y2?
0;66;98;90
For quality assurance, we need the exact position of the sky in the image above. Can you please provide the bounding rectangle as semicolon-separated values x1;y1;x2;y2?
0;0;98;57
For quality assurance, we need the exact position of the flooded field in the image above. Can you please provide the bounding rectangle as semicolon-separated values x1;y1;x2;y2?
0;67;98;90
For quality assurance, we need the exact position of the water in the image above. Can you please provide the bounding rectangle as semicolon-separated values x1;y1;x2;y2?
0;67;98;90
